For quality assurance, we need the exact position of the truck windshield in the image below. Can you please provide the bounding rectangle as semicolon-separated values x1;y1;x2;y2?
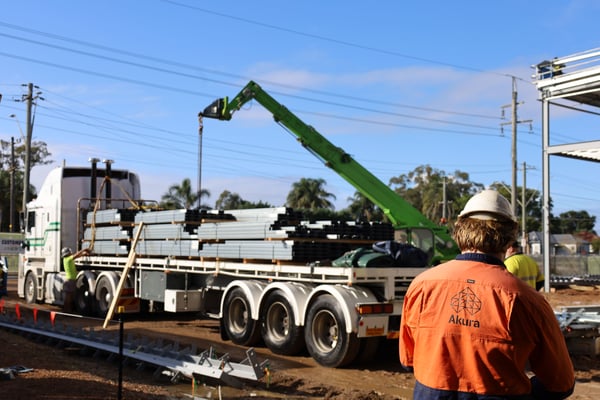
396;228;436;265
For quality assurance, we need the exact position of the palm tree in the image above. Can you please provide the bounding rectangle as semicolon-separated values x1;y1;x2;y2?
286;178;336;210
197;188;212;209
160;178;210;209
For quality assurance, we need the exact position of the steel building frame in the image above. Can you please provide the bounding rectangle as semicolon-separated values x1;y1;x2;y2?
534;48;600;290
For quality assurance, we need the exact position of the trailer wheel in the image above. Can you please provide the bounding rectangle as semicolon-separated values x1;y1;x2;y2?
94;276;115;317
222;287;261;346
75;276;94;316
24;273;38;304
260;291;305;355
304;294;359;367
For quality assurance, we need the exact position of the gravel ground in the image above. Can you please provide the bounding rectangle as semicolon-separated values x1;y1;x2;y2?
0;328;177;400
2;283;600;399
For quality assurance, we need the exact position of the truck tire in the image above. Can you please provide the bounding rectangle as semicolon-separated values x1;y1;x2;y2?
304;294;359;368
222;287;261;346
260;290;305;356
24;273;38;304
94;276;114;317
75;276;94;316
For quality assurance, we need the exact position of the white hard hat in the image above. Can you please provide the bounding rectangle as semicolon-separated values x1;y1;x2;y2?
458;190;516;222
61;247;72;258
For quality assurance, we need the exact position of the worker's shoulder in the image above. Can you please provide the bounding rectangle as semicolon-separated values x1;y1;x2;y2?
413;259;484;282
512;288;555;320
413;260;524;292
509;253;537;263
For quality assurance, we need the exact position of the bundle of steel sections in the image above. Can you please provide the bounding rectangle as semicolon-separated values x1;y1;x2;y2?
84;207;394;263
86;208;137;225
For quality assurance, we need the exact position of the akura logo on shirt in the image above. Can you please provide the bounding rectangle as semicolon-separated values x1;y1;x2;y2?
448;287;482;328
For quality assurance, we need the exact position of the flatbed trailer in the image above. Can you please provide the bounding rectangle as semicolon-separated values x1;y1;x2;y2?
72;254;423;368
77;254;423;313
76;254;423;334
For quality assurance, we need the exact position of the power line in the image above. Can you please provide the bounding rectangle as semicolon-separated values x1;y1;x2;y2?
0;21;502;120
296;109;501;136
37;95;500;156
162;0;518;80
14;107;330;171
0;51;218;97
1;49;507;134
28;99;518;190
38;93;319;160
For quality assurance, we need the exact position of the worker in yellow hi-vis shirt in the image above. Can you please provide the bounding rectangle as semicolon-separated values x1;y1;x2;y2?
505;241;545;290
61;247;91;312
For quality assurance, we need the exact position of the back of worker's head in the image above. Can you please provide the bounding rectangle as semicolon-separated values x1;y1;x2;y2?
453;190;518;254
510;241;521;250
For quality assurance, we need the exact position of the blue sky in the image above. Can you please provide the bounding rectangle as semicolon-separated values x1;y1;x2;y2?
1;1;599;231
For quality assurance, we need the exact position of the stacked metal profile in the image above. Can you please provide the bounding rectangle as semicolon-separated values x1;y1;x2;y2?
133;210;198;257
83;207;394;263
82;209;137;255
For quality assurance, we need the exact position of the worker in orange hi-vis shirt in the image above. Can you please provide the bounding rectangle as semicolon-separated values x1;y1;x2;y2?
399;190;575;400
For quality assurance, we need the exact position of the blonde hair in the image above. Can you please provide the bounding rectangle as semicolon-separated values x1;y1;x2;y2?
453;217;518;254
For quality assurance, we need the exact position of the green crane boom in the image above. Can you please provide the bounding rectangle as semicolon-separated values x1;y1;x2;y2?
200;81;458;264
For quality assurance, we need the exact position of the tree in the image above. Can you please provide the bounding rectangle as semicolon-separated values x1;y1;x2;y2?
215;190;242;210
553;210;596;234
345;191;383;222
388;165;482;224
244;200;274;209
286;178;336;211
215;190;273;210
0;139;52;231
303;207;349;221
160;178;209;209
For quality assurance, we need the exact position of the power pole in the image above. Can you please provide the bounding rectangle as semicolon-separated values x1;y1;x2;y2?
521;161;527;251
442;176;447;222
439;176;452;224
197;115;203;210
10;137;16;232
520;162;536;254
20;83;43;232
501;77;532;217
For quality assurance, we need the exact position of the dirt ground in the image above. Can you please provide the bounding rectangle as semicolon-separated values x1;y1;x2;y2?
2;279;600;399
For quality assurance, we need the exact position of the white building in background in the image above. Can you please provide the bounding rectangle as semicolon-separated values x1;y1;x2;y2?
528;231;590;255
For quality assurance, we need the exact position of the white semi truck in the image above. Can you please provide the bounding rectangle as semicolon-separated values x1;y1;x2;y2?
18;162;426;367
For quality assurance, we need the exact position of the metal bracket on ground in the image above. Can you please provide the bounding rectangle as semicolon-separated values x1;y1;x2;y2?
0;313;269;384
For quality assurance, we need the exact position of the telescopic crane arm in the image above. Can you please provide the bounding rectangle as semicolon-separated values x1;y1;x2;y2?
200;81;458;263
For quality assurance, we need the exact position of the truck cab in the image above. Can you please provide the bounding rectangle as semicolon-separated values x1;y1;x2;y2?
18;163;141;305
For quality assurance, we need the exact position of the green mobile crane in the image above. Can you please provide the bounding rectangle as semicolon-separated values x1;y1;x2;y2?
200;81;459;265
